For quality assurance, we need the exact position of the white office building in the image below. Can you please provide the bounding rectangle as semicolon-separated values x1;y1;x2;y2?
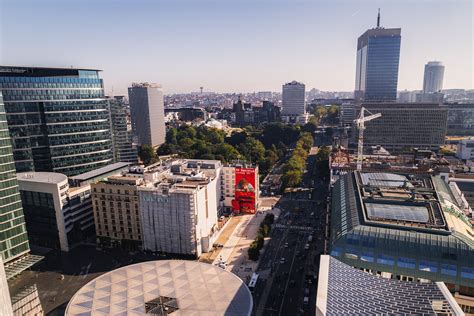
423;61;445;93
456;138;474;160
282;81;306;116
128;83;166;147
137;159;221;257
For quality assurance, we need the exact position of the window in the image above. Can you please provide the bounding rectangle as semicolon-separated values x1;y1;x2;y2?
360;252;374;262
377;254;395;266
461;267;474;279
441;264;457;276
419;261;438;273
398;257;416;269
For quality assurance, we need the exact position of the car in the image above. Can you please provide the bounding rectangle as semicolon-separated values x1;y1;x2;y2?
284;242;289;248
303;297;309;305
304;288;309;295
304;244;310;250
280;258;286;263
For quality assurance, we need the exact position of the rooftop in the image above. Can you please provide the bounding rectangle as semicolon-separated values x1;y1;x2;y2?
316;255;463;316
65;260;252;316
69;162;131;182
17;172;67;185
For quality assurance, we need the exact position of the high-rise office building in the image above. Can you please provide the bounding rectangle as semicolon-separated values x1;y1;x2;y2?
0;66;114;176
361;102;448;152
128;83;165;147
0;92;31;266
423;61;445;93
108;96;138;163
354;11;401;102
282;81;306;116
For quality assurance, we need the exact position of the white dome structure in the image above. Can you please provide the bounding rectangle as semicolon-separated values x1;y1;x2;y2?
66;260;252;316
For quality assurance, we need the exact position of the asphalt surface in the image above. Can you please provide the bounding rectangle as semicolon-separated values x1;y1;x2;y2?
253;140;331;316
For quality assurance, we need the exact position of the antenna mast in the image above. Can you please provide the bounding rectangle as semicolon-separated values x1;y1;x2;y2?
377;8;381;27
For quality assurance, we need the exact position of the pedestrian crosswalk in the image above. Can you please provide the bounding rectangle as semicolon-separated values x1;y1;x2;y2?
274;224;313;231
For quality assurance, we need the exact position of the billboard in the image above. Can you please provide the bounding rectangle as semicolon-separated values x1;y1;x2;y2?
232;167;256;214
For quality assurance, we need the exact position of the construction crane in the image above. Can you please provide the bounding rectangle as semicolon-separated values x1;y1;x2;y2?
354;107;382;171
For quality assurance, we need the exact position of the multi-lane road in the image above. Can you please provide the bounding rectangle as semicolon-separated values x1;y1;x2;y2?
253;146;330;316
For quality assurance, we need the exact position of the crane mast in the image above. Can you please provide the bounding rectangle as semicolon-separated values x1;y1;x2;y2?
354;107;382;171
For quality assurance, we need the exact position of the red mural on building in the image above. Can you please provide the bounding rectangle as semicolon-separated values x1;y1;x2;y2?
232;167;256;214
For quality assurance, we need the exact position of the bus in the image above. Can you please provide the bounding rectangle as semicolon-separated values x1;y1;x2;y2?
248;273;259;292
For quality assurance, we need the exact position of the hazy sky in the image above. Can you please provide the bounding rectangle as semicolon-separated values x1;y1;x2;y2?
0;0;472;95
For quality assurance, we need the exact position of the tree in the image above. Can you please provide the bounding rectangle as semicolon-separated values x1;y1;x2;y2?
166;127;178;144
138;145;158;165
226;131;247;147
215;143;241;162
239;138;265;164
314;106;327;120
248;243;260;261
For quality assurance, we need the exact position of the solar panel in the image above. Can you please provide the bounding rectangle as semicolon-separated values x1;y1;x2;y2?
366;203;429;223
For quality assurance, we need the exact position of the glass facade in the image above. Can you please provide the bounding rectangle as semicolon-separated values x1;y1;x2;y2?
0;67;113;176
331;172;474;293
0;92;30;263
355;28;401;102
108;96;138;163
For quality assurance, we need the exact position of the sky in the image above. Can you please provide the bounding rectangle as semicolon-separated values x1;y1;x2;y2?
0;0;472;95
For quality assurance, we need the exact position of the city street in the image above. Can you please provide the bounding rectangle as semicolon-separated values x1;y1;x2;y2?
253;145;330;316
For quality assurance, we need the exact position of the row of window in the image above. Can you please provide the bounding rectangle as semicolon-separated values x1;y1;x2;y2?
332;249;474;279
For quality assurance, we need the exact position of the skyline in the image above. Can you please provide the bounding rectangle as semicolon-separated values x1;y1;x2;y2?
0;0;473;95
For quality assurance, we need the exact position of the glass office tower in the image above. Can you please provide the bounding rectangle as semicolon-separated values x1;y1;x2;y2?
355;23;401;102
0;66;113;176
0;92;30;263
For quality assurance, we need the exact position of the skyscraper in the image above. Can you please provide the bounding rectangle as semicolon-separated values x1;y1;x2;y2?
128;83;165;147
423;61;445;93
354;10;401;102
0;92;30;265
282;81;305;116
108;96;138;163
0;66;114;176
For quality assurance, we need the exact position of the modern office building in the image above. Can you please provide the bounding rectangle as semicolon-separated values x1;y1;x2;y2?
128;83;165;147
330;171;474;312
91;176;142;250
65;260;253;316
0;92;32;270
354;11;401;101
423;61;445;93
339;102;355;127
108;96;138;163
17;172;97;252
282;81;306;116
445;104;474;135
361;102;448;151
415;91;444;104
0;66;114;176
0;258;13;316
316;255;463;316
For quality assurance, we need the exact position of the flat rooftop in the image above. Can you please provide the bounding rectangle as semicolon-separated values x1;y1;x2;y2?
69;162;131;182
17;172;67;185
356;172;448;231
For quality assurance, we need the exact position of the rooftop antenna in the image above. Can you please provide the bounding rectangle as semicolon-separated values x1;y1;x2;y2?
200;86;203;94
377;8;381;27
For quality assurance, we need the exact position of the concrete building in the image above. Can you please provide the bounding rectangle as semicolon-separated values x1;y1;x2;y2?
398;90;417;103
339;102;355;127
330;172;474;313
221;163;259;215
128;83;165;147
66;260;253;316
282;81;305;116
0;258;13;316
17;172;95;252
316;255;463;316
423;61;445;93
139;160;220;258
108;96;138;163
0;66;114;176
456;138;474;160
92;176;142;250
354;12;401;101
415;92;444;104
257;91;272;100
446;104;474;136
361;102;448;152
92;159;222;257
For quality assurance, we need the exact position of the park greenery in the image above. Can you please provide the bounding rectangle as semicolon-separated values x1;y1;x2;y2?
281;132;314;188
248;213;275;261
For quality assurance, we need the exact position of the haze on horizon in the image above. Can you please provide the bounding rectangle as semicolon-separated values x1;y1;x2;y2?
0;0;472;95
